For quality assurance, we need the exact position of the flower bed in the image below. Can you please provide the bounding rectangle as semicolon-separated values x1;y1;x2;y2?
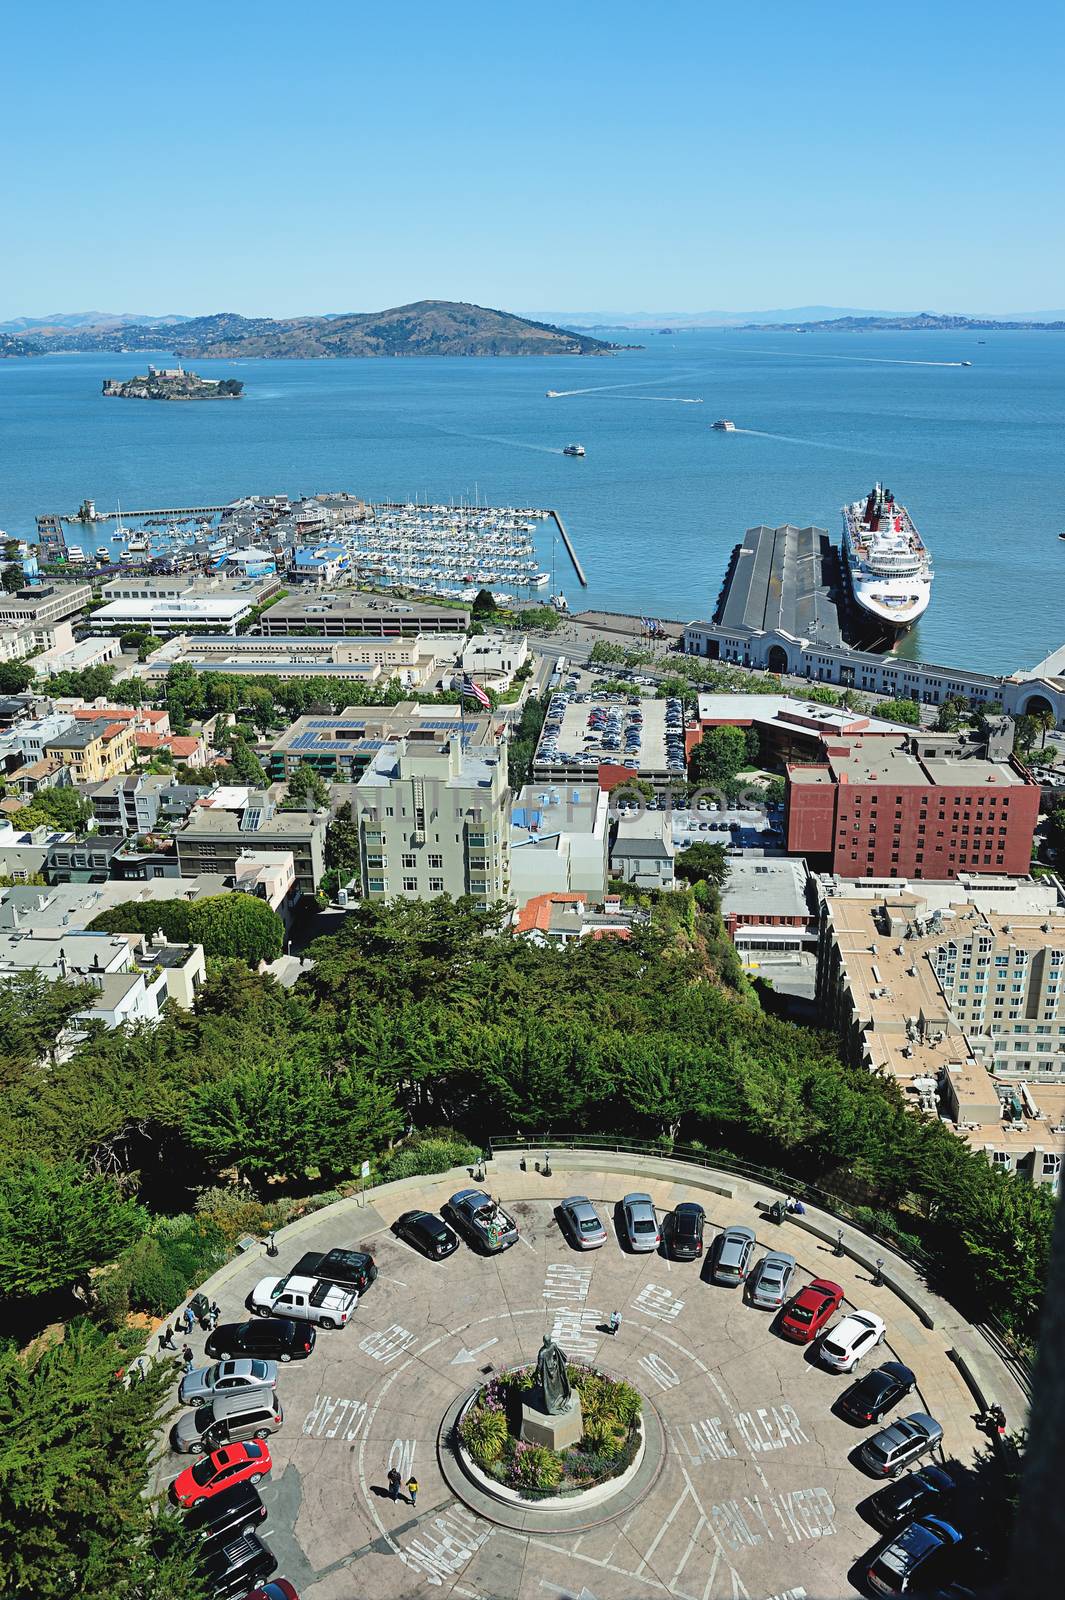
457;1363;642;1497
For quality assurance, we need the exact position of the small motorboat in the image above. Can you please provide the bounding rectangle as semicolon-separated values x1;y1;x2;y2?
712;419;736;431
563;443;585;456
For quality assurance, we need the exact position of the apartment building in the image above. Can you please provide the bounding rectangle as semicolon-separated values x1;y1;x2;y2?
785;734;1040;880
459;631;529;692
43;718;138;783
815;875;1065;1188
353;735;509;905
143;632;458;690
175;789;328;896
268;705;492;783
0;926;205;1025
87;773;209;836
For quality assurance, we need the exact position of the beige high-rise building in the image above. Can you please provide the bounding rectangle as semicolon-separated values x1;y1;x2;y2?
353;735;510;905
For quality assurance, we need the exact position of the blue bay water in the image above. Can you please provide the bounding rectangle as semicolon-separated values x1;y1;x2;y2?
0;329;1062;676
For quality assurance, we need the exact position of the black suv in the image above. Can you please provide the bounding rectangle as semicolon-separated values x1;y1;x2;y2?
292;1247;378;1294
867;1464;956;1532
198;1530;277;1599
838;1362;916;1426
206;1317;315;1363
184;1481;267;1545
392;1210;459;1259
666;1202;706;1261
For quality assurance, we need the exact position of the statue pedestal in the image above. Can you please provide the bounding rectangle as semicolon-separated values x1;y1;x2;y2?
520;1392;584;1452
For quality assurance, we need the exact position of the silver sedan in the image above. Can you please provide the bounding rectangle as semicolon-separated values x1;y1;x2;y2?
178;1357;278;1408
558;1195;607;1250
748;1251;797;1310
621;1192;661;1252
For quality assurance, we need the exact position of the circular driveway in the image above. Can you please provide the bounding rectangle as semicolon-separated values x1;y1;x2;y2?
162;1164;990;1600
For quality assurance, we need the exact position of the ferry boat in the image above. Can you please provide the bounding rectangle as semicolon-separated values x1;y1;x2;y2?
711;419;736;431
842;484;933;634
563;443;585;456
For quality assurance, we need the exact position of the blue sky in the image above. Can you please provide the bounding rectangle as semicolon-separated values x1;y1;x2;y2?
4;0;1063;317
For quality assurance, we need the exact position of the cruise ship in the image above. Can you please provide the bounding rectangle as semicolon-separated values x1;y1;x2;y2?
841;484;933;633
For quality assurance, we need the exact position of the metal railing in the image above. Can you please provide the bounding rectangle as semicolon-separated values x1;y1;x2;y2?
488;1133;1035;1394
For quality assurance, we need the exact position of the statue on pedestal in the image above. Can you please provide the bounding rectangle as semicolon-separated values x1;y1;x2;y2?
536;1334;572;1415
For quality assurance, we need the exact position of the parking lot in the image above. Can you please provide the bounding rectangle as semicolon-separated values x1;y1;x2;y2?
157;1162;995;1600
533;685;687;787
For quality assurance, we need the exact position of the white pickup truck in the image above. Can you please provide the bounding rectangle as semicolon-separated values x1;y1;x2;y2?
249;1273;358;1329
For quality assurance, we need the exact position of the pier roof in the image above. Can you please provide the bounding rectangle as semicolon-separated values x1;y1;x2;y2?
715;524;842;647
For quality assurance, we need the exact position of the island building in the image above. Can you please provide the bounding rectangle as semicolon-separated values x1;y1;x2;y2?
347;733;510;906
140;632;461;691
684;525;1065;729
784;730;1040;881
267;705;495;785
258;591;470;638
814;875;1065;1189
0;582;93;632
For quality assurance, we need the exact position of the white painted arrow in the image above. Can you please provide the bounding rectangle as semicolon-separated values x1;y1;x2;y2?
450;1338;499;1365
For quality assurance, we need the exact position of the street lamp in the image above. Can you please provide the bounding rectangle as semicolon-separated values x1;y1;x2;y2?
266;1230;278;1258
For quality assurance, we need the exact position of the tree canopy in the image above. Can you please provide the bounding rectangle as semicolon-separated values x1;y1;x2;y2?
88;894;284;965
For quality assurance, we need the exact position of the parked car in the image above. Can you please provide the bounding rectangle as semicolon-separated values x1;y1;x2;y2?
206;1318;315;1364
837;1362;916;1425
867;1464;956;1531
392;1209;459;1259
199;1529;277;1600
447;1189;519;1252
866;1517;963;1594
172;1441;272;1509
709;1225;756;1286
819;1310;886;1372
180;1359;278;1410
250;1274;357;1330
859;1412;944;1478
183;1480;267;1545
558;1196;608;1250
779;1279;844;1343
244;1585;299;1600
171;1387;284;1455
747;1251;796;1310
665;1202;705;1261
291;1248;377;1294
620;1193;661;1252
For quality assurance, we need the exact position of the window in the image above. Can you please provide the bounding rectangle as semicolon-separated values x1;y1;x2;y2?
402;876;418;892
428;853;443;869
401;853;417;869
428;877;444;892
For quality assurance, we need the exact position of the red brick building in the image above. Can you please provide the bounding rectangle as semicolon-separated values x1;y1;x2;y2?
785;736;1040;880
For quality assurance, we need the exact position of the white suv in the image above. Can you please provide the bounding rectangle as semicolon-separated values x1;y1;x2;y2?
819;1310;885;1372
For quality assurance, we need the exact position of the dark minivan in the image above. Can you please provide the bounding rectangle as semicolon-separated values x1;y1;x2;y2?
666;1203;706;1261
291;1248;378;1294
206;1317;315;1364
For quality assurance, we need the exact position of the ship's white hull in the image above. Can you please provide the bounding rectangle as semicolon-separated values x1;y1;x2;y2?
849;571;931;630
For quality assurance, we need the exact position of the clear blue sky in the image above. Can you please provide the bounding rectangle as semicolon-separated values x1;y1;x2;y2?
4;0;1063;317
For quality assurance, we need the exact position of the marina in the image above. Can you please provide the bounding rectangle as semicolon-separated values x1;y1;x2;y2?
33;491;587;606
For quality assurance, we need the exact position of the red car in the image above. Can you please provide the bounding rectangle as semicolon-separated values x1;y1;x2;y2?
779;1277;844;1343
172;1440;272;1508
245;1586;299;1600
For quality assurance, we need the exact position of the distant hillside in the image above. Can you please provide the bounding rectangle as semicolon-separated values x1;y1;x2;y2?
0;332;43;358
31;301;626;359
743;310;1065;332
0;310;189;334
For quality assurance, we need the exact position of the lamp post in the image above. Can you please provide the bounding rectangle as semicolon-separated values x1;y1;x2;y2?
266;1230;278;1258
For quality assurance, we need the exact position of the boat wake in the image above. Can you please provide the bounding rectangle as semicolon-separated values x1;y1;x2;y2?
731;428;866;453
603;395;704;404
545;371;699;398
725;347;968;369
434;427;564;455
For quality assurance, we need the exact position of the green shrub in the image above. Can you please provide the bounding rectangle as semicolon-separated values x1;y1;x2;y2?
511;1443;563;1490
459;1406;508;1465
378;1135;480;1181
118;1215;227;1316
194;1186;287;1245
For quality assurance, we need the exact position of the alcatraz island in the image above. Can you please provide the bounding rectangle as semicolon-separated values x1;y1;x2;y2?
101;363;243;400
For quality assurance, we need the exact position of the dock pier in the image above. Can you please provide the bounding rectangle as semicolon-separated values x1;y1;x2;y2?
550;509;588;587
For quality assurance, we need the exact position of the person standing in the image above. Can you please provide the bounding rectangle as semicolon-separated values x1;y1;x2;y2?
608;1310;621;1337
406;1476;419;1508
387;1468;402;1502
181;1344;194;1374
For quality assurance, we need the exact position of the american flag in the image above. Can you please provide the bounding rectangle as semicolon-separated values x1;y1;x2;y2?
460;673;490;708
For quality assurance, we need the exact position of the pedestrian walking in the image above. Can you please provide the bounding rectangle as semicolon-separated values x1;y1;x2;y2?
608;1310;621;1337
406;1476;419;1507
158;1323;176;1351
181;1344;194;1373
387;1468;402;1502
210;1301;221;1330
183;1306;195;1334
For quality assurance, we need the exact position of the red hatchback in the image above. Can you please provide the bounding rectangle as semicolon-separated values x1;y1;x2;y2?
172;1440;272;1508
779;1278;844;1343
